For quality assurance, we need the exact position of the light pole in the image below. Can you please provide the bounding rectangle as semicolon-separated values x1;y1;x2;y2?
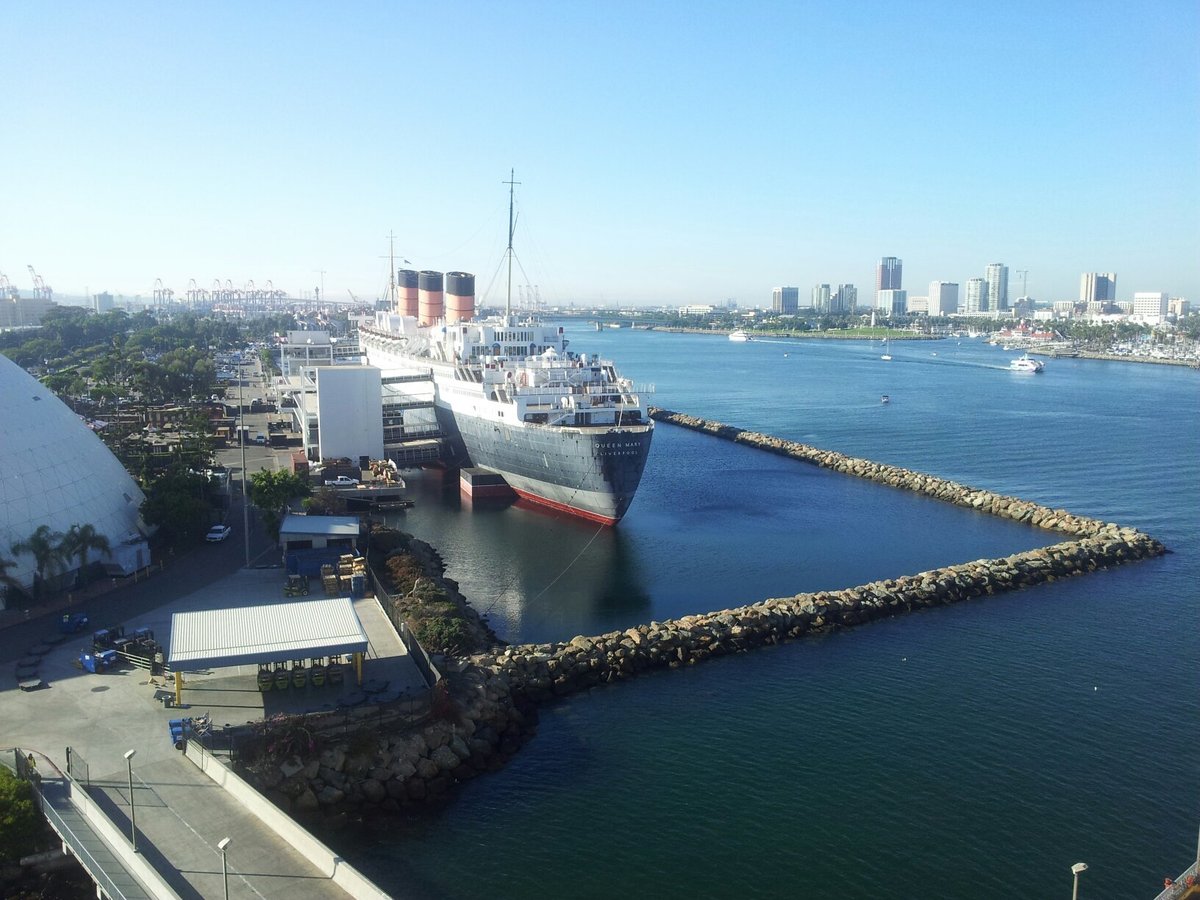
1071;861;1088;900
218;836;232;900
123;749;137;851
239;363;250;567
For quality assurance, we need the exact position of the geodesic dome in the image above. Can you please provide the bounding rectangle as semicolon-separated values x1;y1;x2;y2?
0;353;146;594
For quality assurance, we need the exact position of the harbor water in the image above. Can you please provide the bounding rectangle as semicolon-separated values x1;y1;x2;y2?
337;329;1199;899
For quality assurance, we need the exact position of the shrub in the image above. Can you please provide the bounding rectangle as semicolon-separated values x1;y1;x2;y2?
0;767;40;863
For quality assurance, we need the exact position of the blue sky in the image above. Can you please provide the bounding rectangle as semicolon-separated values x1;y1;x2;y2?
3;0;1197;307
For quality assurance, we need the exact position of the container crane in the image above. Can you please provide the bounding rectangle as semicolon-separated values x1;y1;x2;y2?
27;265;52;300
0;271;18;299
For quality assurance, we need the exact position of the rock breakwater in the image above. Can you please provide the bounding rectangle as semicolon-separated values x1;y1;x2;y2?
468;409;1166;701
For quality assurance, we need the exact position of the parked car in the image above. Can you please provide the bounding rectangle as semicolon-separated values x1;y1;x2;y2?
206;525;232;542
324;475;360;487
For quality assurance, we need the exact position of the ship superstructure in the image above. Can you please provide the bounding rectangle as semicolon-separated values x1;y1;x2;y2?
358;175;652;524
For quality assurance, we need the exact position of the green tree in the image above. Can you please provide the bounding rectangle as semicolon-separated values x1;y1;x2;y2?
10;525;67;604
62;523;112;587
249;470;311;540
0;767;41;863
141;469;215;544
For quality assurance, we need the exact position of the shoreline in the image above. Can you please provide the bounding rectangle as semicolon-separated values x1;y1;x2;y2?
636;326;1200;366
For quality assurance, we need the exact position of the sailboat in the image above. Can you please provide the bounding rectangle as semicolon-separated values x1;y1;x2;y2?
880;337;892;361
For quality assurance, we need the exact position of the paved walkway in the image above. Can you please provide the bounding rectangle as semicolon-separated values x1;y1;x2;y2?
87;756;353;900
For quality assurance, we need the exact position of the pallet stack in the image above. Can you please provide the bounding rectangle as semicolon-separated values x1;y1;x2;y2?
334;554;368;594
320;563;338;597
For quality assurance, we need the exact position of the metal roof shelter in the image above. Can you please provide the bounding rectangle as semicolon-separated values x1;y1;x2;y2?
278;514;360;540
167;597;369;670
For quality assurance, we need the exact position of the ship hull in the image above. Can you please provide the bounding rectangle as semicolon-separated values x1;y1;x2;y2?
436;403;653;525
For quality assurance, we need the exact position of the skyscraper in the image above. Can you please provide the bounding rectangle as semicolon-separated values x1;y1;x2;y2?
985;264;1008;313
877;257;903;291
876;257;902;313
812;284;831;312
964;278;988;314
1080;273;1117;304
928;281;959;316
833;284;857;314
771;287;799;314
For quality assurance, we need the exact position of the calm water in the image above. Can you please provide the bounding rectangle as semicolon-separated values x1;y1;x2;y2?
339;330;1199;899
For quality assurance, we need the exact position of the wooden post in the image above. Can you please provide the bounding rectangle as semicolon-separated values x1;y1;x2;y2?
174;670;183;707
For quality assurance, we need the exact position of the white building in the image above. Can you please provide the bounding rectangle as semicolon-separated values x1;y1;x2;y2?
1132;291;1169;322
812;284;831;312
985;264;1008;312
282;331;335;378
964;278;988;314
906;295;929;314
677;305;714;316
928;281;959;316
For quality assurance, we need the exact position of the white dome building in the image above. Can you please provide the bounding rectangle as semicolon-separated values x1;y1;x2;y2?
1;353;147;601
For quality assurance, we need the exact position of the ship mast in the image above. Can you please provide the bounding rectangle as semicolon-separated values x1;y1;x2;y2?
503;169;520;318
386;230;397;311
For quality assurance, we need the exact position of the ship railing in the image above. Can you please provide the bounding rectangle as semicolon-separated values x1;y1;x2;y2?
1152;862;1198;900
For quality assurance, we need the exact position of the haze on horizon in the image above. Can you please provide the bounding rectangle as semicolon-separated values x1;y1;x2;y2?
2;1;1197;308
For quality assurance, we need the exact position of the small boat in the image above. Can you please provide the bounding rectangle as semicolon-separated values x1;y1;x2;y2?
880;337;892;361
881;394;890;404
1009;353;1044;373
729;330;750;343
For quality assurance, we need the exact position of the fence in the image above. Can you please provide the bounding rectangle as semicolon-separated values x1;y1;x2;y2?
368;564;443;691
65;745;90;788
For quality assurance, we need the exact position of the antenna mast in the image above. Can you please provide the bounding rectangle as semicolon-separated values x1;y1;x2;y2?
503;169;521;317
387;231;397;308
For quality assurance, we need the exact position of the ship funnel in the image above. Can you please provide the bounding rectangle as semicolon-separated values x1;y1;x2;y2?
446;271;475;324
418;270;444;325
397;269;419;317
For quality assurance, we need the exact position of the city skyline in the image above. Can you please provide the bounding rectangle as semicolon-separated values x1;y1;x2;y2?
2;2;1196;307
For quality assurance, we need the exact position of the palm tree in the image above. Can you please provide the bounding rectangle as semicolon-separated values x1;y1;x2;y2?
0;556;26;608
62;523;111;588
10;525;67;604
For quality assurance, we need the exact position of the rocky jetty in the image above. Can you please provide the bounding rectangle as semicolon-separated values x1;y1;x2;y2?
248;665;539;816
649;408;1169;542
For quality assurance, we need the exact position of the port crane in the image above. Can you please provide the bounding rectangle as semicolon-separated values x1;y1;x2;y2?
0;271;19;299
27;265;52;300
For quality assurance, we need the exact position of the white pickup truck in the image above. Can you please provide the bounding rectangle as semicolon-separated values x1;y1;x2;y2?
324;475;360;487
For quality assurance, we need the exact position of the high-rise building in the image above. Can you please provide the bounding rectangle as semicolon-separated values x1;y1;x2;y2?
928;281;959;316
876;289;907;316
877;257;902;291
94;291;114;313
1080;272;1117;304
876;257;902;313
832;284;857;314
985;264;1008;312
771;287;799;315
964;278;988;314
812;284;831;312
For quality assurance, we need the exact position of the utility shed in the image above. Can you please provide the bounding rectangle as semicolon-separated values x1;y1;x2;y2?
278;514;360;553
167;597;369;671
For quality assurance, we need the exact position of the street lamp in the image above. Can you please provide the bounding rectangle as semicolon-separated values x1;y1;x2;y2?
240;364;250;568
1071;861;1088;900
123;749;137;851
218;836;232;900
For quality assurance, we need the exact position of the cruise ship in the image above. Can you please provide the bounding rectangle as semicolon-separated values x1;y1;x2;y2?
357;179;653;525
